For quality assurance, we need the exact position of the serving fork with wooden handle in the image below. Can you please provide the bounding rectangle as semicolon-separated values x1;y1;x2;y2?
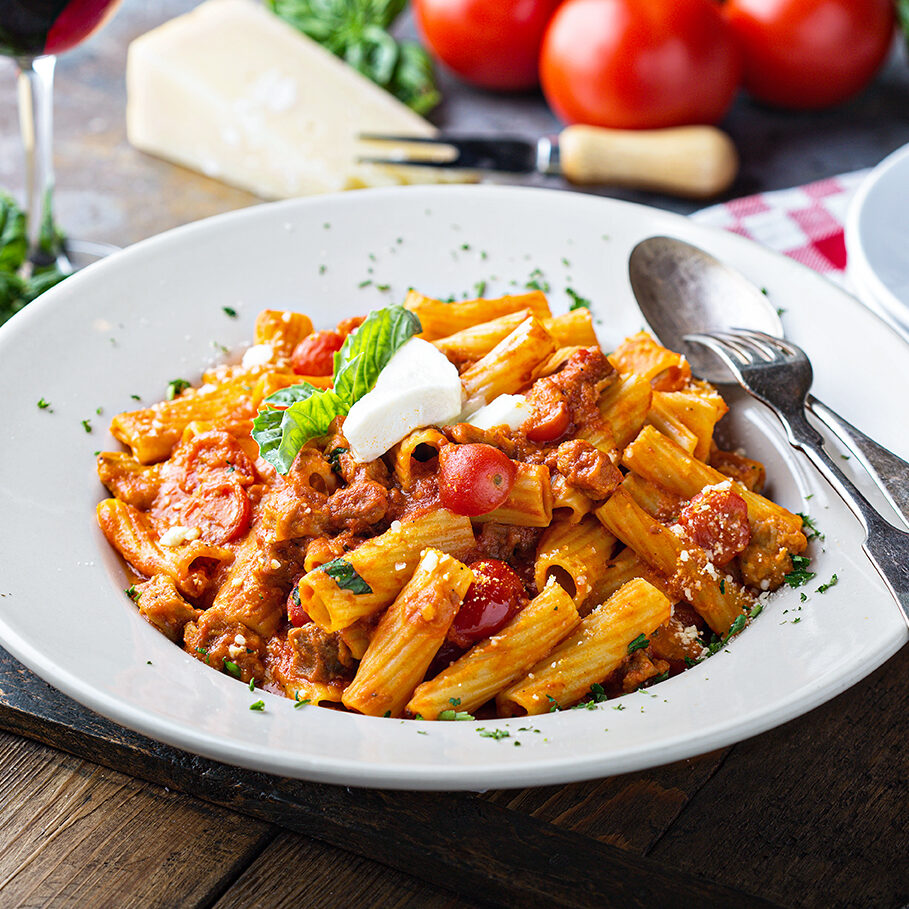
359;124;739;199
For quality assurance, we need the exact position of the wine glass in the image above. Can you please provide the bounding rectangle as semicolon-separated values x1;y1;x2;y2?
1;0;123;272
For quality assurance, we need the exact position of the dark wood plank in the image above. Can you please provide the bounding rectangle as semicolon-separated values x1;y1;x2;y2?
0;651;780;909
482;749;728;852
0;731;273;908
211;834;481;909
649;644;909;909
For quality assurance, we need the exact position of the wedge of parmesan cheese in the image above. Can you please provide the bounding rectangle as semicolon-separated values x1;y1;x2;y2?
126;0;472;198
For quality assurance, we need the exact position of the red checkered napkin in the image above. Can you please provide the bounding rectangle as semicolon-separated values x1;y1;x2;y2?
692;170;870;290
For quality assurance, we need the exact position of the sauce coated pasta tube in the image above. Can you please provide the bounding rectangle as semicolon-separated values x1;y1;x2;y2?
296;509;475;632
405;580;579;720
342;549;474;718
497;578;671;715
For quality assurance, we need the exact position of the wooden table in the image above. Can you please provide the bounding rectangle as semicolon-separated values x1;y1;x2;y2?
1;4;908;907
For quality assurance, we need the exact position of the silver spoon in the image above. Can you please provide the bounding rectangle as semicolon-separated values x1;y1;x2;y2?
628;236;909;524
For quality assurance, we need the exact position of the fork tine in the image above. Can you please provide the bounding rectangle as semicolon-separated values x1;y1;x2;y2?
703;331;761;363
683;332;749;374
729;327;801;358
725;331;778;362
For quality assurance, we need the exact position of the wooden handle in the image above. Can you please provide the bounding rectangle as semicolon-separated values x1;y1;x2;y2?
558;124;738;199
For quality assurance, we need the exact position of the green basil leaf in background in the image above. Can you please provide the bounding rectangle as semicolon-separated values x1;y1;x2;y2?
332;304;421;402
0;271;26;325
898;0;909;51
321;557;373;594
265;0;440;114
0;192;27;273
388;41;442;117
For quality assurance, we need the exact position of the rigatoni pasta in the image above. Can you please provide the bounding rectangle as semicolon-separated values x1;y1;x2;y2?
97;288;808;722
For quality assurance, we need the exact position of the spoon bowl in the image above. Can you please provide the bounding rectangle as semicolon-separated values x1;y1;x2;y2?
628;235;782;383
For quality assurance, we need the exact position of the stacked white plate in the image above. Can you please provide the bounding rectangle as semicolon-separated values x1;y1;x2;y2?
845;142;909;337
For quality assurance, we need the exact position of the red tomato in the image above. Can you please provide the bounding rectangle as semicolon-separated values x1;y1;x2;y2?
525;381;571;443
677;486;751;566
439;444;517;516
722;0;894;110
286;586;310;627
540;0;741;129
182;482;251;544
449;559;528;648
413;0;563;90
291;331;344;376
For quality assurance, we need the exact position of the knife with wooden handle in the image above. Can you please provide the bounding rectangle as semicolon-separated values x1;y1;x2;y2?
359;124;739;199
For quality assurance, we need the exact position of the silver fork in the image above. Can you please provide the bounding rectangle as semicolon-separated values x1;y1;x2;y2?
685;328;909;626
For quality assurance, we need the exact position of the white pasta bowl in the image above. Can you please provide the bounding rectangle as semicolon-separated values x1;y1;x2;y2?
0;185;906;790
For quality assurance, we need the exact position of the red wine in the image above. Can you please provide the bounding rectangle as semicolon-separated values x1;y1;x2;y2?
0;0;121;59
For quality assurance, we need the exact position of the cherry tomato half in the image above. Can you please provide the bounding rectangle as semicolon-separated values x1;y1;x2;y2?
291;331;345;376
413;0;563;90
182;481;251;544
722;0;895;110
439;444;517;517
677;486;751;566
540;0;741;129
286;585;310;627
525;380;571;443
449;559;528;648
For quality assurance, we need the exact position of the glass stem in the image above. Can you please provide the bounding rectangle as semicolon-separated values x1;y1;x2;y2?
16;54;62;269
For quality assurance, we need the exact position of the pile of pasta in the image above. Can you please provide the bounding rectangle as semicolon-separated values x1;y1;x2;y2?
96;290;807;719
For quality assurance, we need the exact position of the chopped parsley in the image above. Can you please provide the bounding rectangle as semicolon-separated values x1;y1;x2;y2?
816;573;839;594
448;697;461;706
166;378;191;401
322;558;372;594
249;700;265;711
195;646;210;664
525;268;550;293
627;633;649;654
294;697;311;709
477;727;510;740
125;585;141;602
784;554;816;588
222;306;238;317
546;694;560;712
589;682;608;703
249;678;256;692
130;394;141;401
37;397;51;410
438;709;475;721
566;288;591;311
473;280;487;298
797;513;824;541
223;660;242;678
81;419;92;433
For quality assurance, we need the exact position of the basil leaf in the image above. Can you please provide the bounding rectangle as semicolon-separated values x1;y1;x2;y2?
252;306;420;473
265;0;439;114
254;387;349;475
333;305;421;402
322;558;372;594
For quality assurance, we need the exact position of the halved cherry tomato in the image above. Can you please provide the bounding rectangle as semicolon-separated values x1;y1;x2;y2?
182;481;251;544
291;331;345;376
525;381;571;443
439;444;517;516
286;585;310;627
677;486;751;565
449;559;527;648
181;430;256;492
